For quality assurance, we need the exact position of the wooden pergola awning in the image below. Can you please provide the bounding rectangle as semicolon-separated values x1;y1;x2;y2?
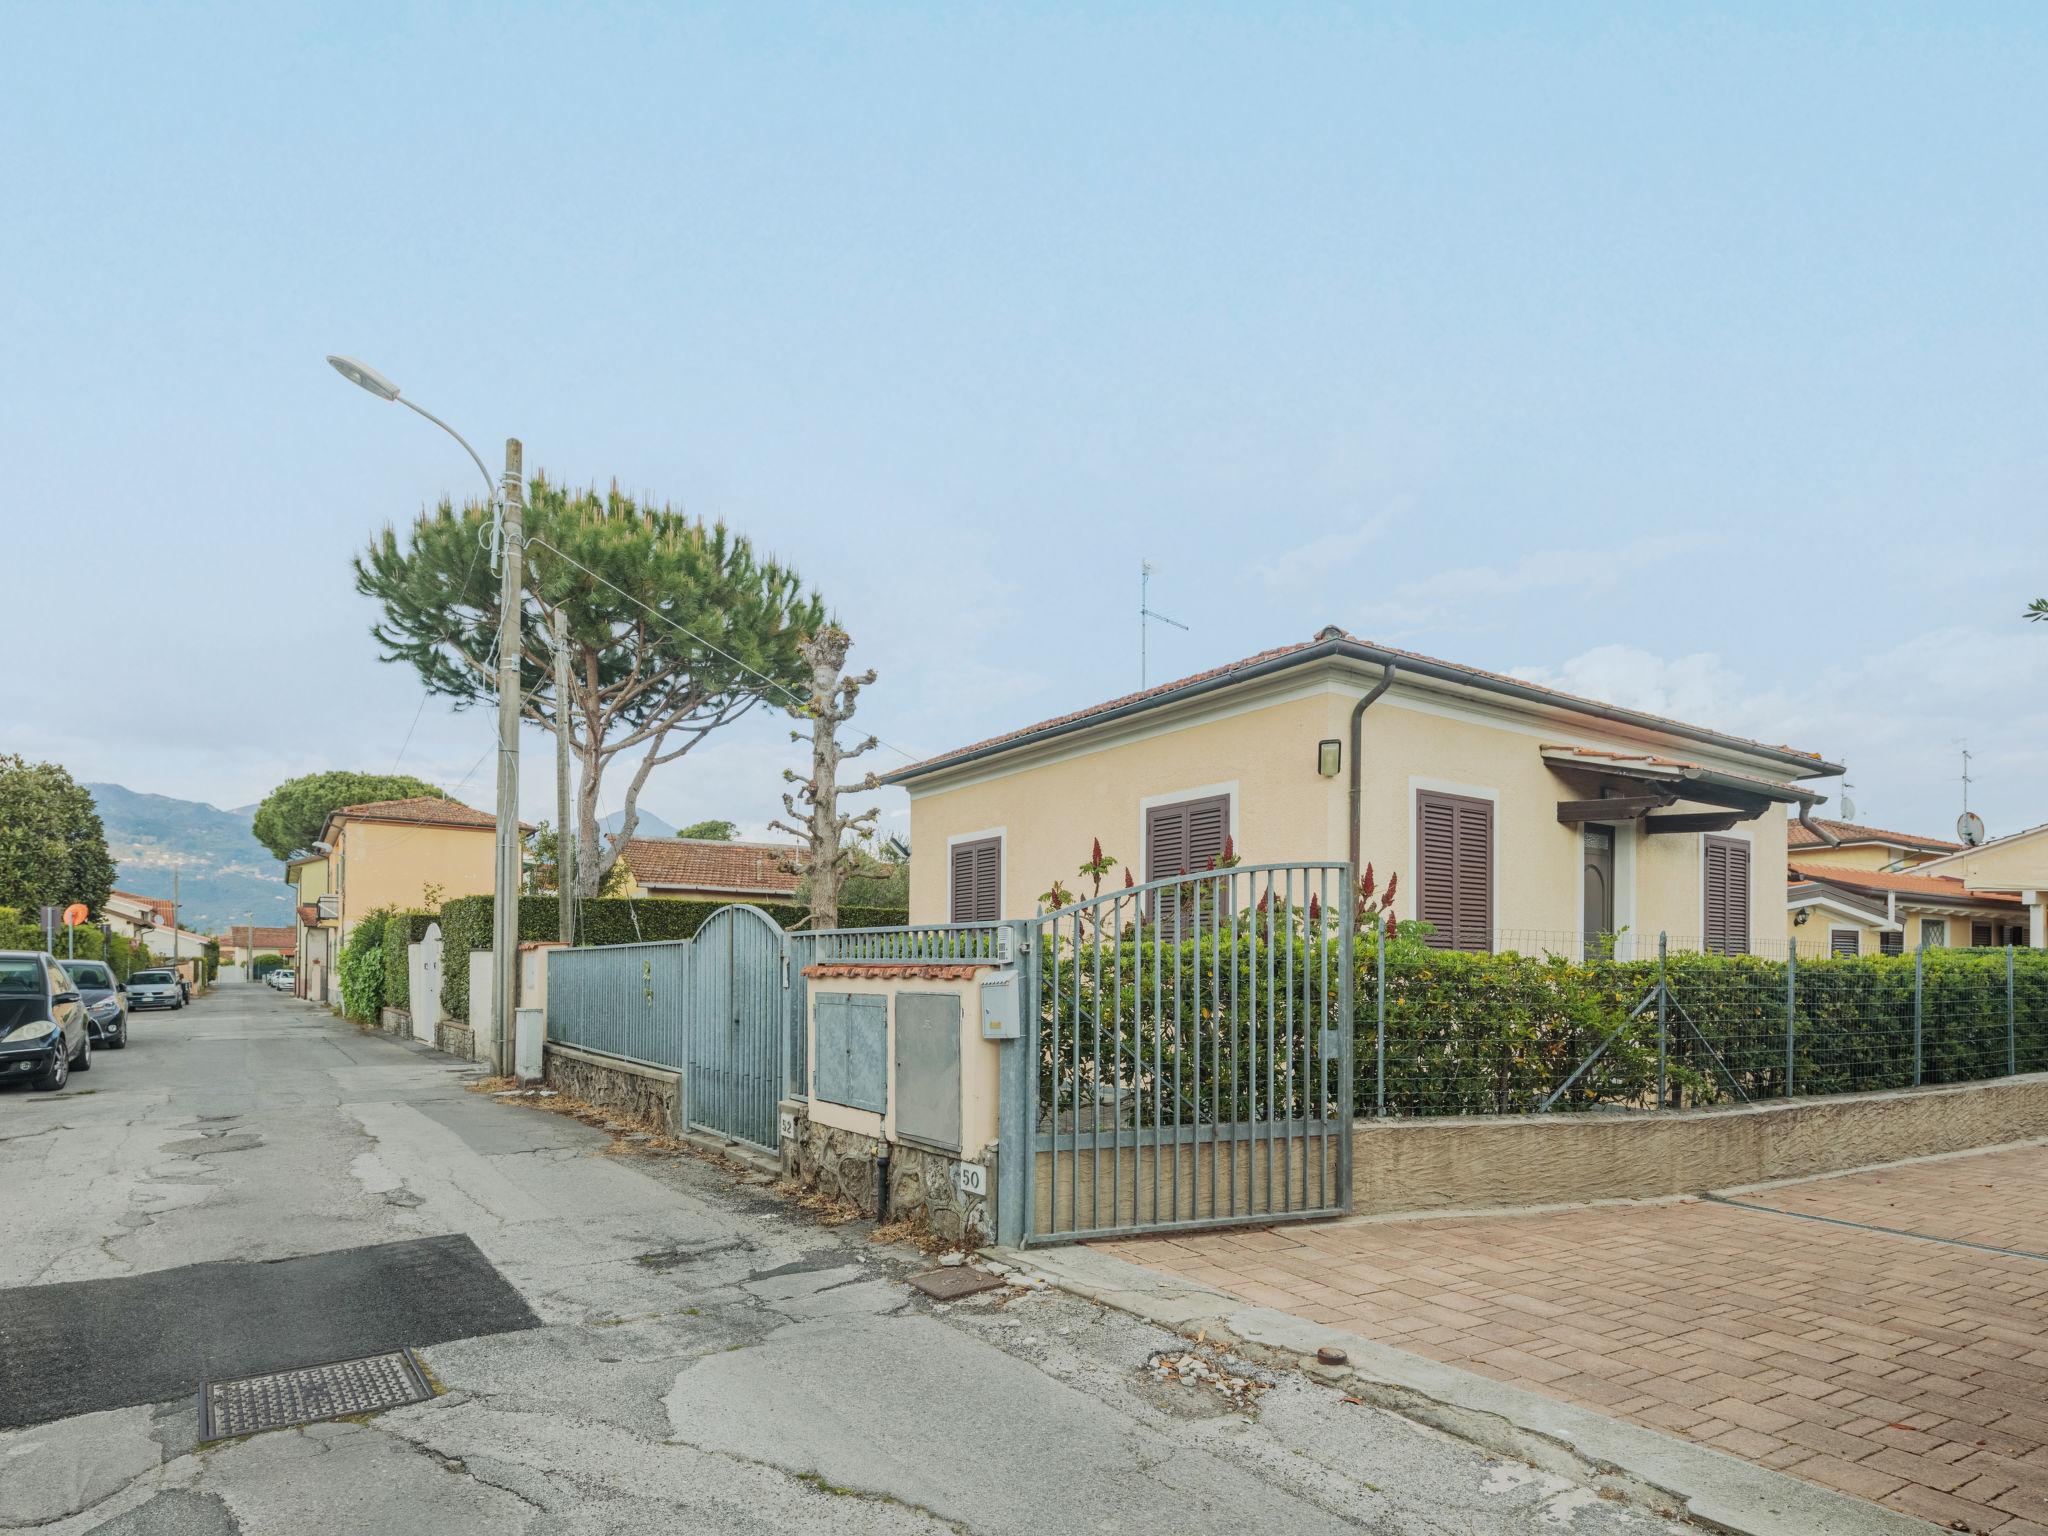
1543;745;1822;835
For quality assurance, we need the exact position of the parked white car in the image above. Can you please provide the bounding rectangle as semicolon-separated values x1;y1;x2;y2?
266;968;296;992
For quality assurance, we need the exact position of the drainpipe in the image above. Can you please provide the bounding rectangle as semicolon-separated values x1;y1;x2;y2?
1347;660;1399;877
1797;800;1840;849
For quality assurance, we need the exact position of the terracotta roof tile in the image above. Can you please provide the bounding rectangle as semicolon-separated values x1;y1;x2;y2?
619;838;804;896
222;925;298;950
801;962;993;980
111;890;176;923
337;795;497;828
1788;817;1961;852
1792;863;2022;907
887;630;1837;783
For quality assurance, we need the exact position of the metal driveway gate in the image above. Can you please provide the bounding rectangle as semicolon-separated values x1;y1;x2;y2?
1017;860;1353;1245
687;904;789;1150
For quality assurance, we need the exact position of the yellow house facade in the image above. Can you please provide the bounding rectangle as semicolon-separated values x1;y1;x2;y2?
886;629;1842;957
1787;864;2028;955
286;853;336;1003
1908;822;2048;949
1786;816;1958;873
314;797;506;948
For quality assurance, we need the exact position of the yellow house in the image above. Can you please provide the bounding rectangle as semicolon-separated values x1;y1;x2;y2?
1903;821;2048;949
1786;864;2027;956
286;853;336;1003
883;627;1842;957
315;796;507;948
1787;816;1958;873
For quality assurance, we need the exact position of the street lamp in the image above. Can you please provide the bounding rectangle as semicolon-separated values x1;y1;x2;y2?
326;353;525;1073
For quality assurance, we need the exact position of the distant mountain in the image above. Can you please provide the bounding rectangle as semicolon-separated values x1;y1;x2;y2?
597;809;678;841
84;783;291;934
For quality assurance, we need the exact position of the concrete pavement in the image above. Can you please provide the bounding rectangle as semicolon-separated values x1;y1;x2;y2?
1;979;1690;1534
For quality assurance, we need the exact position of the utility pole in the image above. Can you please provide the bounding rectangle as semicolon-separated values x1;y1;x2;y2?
171;867;180;982
492;438;525;1074
553;608;575;944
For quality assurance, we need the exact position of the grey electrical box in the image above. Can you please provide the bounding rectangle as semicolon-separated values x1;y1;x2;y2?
979;970;1019;1040
895;992;963;1153
814;992;888;1114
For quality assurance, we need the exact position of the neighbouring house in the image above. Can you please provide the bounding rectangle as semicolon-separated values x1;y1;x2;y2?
101;890;211;963
882;627;1843;956
1898;819;2048;949
613;837;805;902
1786;864;2026;956
1787;816;1960;872
101;890;174;948
286;852;337;1003
312;796;517;950
219;925;299;968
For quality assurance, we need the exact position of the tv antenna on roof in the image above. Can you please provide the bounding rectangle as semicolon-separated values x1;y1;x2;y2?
1839;780;1857;823
1956;743;1985;845
1140;560;1188;689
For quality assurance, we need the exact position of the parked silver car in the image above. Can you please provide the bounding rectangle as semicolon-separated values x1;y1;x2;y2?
126;970;183;1010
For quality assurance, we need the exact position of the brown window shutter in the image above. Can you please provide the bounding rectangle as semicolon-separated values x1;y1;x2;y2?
1879;929;1903;955
1972;921;1993;947
1146;795;1230;939
1830;928;1859;957
1415;790;1491;952
1703;836;1751;955
950;838;1001;923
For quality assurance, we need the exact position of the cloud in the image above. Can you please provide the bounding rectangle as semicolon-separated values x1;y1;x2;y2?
1514;627;2048;839
1509;645;1791;736
1252;518;1387;593
1354;536;1699;638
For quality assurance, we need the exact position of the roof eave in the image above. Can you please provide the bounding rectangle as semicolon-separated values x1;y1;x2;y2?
885;636;1843;787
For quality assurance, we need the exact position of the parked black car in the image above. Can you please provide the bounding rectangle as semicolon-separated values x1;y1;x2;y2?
0;951;92;1090
62;959;128;1049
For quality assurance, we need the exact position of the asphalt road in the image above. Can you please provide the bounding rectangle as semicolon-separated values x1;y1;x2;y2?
0;980;1691;1535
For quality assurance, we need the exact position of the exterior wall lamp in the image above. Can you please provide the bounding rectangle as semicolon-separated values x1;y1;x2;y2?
1317;739;1342;778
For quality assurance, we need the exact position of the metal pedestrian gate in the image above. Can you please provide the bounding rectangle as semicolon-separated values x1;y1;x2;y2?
686;904;788;1150
1016;861;1353;1244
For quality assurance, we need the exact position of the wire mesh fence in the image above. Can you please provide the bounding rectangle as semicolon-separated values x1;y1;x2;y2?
1363;929;2045;1117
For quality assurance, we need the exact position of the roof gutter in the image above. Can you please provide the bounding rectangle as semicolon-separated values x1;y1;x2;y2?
886;635;1845;786
1347;657;1397;878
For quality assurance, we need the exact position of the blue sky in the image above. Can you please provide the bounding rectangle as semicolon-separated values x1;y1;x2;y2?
8;3;2046;849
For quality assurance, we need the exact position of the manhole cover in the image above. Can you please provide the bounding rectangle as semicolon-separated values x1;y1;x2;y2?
199;1350;433;1439
908;1266;1006;1301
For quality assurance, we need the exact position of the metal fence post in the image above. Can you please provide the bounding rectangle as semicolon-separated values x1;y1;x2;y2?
1656;932;1668;1111
2008;944;2018;1078
1785;936;1796;1098
994;918;1035;1249
1375;921;1387;1117
1912;944;1924;1088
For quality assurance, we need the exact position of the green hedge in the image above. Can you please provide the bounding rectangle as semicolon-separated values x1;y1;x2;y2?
1020;912;2048;1123
438;894;909;1020
1365;939;2048;1115
380;909;439;1011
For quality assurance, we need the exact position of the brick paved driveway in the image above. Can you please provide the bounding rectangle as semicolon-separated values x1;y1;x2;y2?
1097;1142;2048;1534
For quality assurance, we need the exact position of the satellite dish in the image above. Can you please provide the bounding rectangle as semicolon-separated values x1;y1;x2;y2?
1839;795;1857;822
1958;811;1986;846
